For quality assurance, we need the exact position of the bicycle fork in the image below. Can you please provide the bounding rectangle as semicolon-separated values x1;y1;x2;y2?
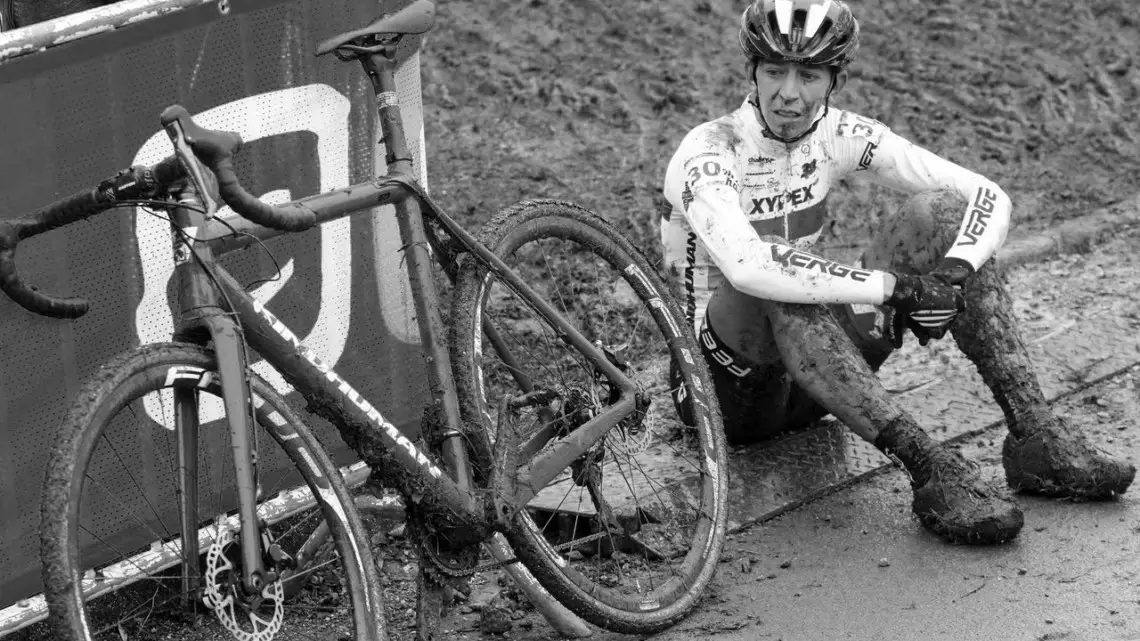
167;183;269;600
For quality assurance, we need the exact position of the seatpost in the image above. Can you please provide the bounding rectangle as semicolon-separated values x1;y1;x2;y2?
359;48;415;175
358;45;477;508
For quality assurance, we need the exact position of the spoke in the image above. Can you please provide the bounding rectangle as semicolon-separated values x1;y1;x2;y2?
96;432;173;541
269;507;321;544
656;424;704;473
485;302;570;407
590;480;629;586
589;253;617;357
620;444;702;516
281;553;343;585
90;584;171;637
80;475;180;563
607;449;661;593
534;237;576;340
523;239;594;386
533;470;583;534
75;524;185;588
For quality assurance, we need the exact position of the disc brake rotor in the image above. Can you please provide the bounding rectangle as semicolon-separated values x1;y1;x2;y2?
203;527;285;641
591;342;653;455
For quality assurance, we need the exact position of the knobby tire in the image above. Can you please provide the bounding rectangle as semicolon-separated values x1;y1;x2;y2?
449;200;729;634
39;343;385;641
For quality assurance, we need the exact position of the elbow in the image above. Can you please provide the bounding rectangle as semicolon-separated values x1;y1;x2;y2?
722;262;807;303
721;262;776;301
720;261;753;294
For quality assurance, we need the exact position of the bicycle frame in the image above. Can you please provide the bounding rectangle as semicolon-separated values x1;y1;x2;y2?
167;42;640;594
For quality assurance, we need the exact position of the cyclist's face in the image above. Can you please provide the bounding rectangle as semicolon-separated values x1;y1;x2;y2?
753;62;843;139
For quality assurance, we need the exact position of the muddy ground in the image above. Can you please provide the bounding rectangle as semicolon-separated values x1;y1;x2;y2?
423;0;1140;260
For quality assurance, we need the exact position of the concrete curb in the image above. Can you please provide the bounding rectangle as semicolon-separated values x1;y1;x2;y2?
996;193;1140;271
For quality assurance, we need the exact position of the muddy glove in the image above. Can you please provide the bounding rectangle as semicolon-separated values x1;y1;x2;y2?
886;262;968;346
927;257;975;289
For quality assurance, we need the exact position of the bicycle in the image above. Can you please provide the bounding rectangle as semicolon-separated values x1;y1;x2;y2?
0;1;729;639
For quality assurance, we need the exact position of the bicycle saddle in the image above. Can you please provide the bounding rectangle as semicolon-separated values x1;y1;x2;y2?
315;0;436;55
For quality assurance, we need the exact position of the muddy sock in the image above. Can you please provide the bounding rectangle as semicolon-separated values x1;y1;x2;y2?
873;415;949;487
951;262;1047;436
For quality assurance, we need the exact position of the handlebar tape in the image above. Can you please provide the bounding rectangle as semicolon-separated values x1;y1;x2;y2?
0;159;186;318
160;105;316;232
0;188;107;318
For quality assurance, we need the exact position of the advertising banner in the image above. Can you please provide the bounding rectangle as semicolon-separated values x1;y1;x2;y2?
0;0;429;609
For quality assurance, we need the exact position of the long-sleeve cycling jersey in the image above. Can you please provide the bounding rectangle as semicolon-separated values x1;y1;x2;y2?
661;98;1011;331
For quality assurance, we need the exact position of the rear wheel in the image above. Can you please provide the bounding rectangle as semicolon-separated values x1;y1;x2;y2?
40;343;384;641
450;200;728;633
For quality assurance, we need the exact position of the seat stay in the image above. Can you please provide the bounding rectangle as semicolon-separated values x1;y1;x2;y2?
315;0;436;56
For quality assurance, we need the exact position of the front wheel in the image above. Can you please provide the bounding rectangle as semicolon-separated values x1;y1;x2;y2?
449;200;729;634
39;343;385;641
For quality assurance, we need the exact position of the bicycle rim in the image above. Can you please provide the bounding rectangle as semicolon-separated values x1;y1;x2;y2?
39;343;384;641
450;200;728;633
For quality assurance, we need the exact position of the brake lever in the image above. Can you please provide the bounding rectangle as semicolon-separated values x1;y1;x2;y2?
162;115;220;219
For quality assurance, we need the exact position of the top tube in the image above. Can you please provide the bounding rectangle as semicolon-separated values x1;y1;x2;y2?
200;179;410;256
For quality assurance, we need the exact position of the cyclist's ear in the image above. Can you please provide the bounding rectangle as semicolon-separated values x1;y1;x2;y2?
831;68;849;94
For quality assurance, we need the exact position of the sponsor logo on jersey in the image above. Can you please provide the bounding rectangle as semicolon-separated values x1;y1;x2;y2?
684;232;698;324
687;159;739;192
681;182;694;211
858;142;877;170
748;183;816;215
837;113;884;140
700;326;752;378
770;246;872;282
746;154;776;178
956;187;999;246
751;199;828;241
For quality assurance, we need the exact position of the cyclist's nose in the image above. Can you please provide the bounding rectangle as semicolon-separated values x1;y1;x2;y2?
776;72;802;102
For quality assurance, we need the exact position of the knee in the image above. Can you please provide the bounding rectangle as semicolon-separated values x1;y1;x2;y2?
900;189;967;231
866;189;967;272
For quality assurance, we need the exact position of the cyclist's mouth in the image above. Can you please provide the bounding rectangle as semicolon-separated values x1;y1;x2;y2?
773;109;801;119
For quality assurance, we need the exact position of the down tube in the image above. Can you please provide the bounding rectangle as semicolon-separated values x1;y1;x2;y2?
210;268;484;529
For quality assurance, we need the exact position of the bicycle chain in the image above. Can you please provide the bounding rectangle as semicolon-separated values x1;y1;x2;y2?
421;529;616;577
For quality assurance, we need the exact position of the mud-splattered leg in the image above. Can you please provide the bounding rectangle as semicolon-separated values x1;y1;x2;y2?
706;203;1025;543
763;295;1023;544
867;190;1135;499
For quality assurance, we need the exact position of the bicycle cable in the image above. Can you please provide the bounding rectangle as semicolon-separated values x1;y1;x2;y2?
127;199;266;452
121;198;287;293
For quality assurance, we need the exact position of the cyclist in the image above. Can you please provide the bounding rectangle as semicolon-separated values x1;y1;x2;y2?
662;0;1134;544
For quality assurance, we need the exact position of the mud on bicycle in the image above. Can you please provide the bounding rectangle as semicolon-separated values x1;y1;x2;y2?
0;1;729;640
